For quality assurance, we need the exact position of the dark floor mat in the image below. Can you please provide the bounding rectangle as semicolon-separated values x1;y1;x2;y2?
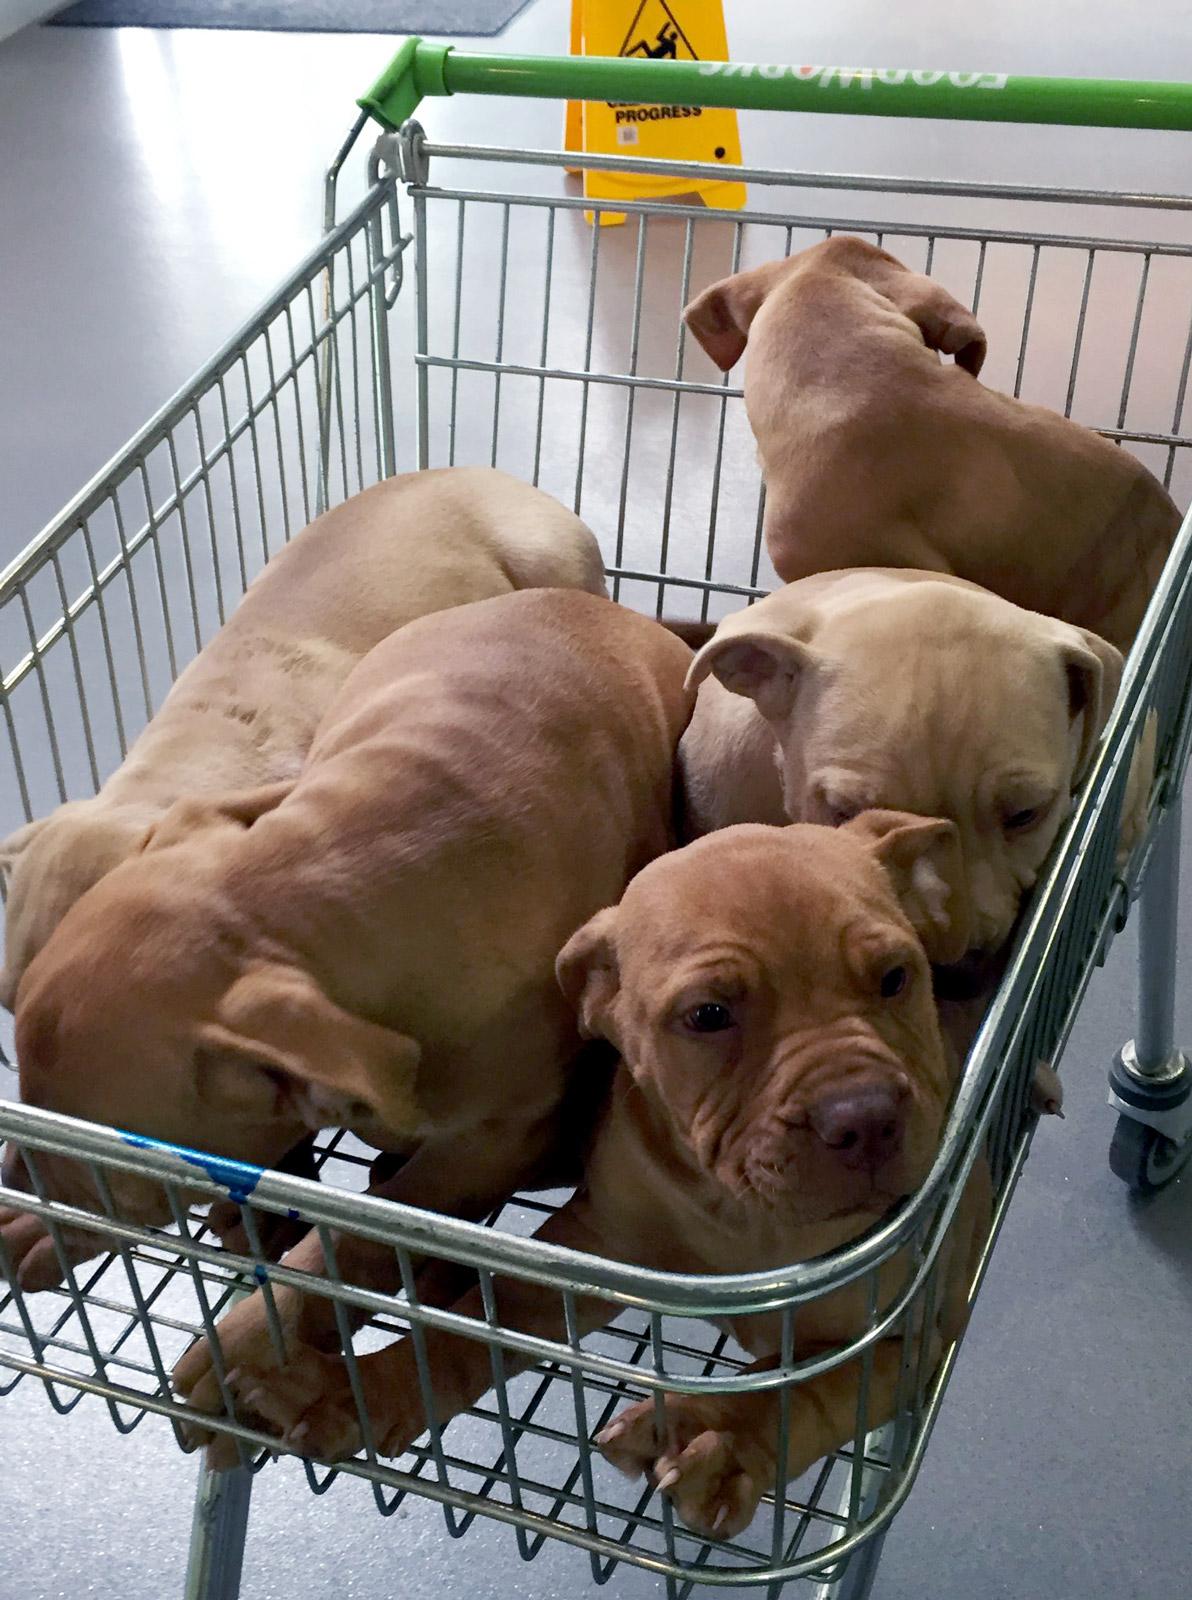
48;0;531;36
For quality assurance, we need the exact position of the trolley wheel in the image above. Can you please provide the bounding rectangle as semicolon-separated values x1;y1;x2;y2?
1108;1115;1192;1194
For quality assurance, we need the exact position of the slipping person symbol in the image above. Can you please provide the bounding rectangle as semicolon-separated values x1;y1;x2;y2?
627;23;679;58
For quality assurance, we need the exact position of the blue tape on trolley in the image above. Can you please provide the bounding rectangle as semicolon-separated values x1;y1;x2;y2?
119;1131;264;1203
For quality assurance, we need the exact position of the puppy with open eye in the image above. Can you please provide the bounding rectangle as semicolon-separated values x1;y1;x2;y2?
679;568;1122;959
3;590;690;1310
204;814;990;1543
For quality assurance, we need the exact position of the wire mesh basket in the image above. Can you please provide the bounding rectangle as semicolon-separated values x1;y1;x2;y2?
4;49;1192;1600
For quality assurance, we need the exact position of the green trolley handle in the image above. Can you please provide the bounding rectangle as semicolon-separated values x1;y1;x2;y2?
360;37;1192;136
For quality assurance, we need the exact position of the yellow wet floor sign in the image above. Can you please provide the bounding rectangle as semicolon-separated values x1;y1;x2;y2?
564;0;746;224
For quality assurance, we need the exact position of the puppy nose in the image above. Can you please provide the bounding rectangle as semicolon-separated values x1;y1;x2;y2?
807;1081;907;1172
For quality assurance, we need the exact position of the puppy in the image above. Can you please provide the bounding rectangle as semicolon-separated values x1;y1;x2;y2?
188;816;989;1540
2;590;691;1300
684;235;1181;652
0;468;607;1009
680;569;1122;953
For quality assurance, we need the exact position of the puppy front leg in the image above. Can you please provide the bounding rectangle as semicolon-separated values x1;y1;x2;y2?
222;1197;618;1463
599;1340;919;1541
173;1120;572;1466
206;1135;320;1259
601;1165;992;1542
302;1115;573;1331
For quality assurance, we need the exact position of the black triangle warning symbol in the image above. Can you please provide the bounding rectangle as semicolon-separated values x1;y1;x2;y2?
618;0;699;62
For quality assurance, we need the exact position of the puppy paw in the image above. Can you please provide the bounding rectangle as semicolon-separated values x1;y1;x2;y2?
597;1397;767;1539
1029;1060;1064;1118
0;1207;101;1292
227;1346;364;1462
0;1207;60;1291
595;1396;666;1478
172;1284;309;1468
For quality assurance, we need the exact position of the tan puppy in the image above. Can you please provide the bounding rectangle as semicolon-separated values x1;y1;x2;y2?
187;818;988;1540
680;570;1122;952
2;591;690;1295
0;468;606;1010
684;235;1180;652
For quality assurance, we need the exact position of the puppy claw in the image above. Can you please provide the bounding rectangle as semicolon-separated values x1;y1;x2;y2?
224;1367;242;1388
593;1397;767;1537
595;1399;673;1479
289;1421;311;1446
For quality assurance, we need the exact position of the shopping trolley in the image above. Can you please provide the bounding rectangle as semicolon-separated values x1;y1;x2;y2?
3;45;1192;1600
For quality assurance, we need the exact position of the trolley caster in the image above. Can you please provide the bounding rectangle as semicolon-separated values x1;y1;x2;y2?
1108;1116;1192;1194
1107;1044;1192;1195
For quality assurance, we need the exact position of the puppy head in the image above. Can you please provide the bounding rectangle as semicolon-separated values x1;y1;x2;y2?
1;800;157;1012
558;819;959;1224
687;574;1122;955
683;236;986;376
10;849;420;1278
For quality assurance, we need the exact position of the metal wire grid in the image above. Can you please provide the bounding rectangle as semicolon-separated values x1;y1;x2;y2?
0;145;1191;1591
2;620;1187;1591
2;630;1186;1592
399;140;1192;629
0;179;405;840
0;1095;980;1590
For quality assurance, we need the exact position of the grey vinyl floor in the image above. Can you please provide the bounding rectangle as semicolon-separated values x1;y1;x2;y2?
1;4;1191;1599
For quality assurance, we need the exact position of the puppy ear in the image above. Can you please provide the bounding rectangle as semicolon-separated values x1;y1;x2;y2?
1055;626;1123;784
683;261;787;371
685;629;819;724
849;810;972;966
0;816;50;880
556;907;621;1042
814;236;986;375
886;272;987;376
143;782;294;854
198;962;420;1135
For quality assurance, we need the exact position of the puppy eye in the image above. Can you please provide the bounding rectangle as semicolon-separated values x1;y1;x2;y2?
826;800;862;826
683;1002;736;1035
1003;805;1043;834
879;965;908;999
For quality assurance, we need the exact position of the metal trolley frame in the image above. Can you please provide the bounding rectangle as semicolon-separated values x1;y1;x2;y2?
3;45;1192;1600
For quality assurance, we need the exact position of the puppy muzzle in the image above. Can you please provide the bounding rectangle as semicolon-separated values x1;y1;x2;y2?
738;1055;917;1202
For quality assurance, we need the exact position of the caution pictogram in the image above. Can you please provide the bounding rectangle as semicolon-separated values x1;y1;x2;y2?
618;1;696;62
563;0;745;226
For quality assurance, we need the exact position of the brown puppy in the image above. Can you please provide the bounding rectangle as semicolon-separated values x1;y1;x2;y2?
684;235;1180;652
3;590;691;1296
0;468;607;1010
190;817;989;1540
679;570;1122;952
